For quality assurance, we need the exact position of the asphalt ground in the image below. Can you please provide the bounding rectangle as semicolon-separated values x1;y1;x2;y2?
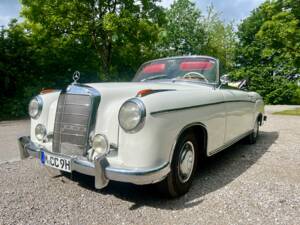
0;106;299;225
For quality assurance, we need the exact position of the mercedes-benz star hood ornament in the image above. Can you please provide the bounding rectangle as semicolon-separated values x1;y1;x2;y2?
72;71;80;84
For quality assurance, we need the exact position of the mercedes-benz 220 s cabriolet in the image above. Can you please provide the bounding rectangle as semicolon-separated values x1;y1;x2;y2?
18;56;266;197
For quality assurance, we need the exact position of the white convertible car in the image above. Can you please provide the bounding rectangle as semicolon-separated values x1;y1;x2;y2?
18;56;266;197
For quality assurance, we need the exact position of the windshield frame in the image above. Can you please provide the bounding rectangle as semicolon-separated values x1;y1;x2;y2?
132;56;220;85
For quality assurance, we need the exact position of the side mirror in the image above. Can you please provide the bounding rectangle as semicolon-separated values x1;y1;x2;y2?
238;79;248;90
220;74;230;85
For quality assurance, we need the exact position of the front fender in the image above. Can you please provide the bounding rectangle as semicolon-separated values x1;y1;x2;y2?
30;91;61;143
117;88;225;168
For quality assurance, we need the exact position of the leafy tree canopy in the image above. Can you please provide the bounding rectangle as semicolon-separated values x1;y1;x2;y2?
233;0;300;104
2;0;299;120
157;0;236;73
21;0;165;80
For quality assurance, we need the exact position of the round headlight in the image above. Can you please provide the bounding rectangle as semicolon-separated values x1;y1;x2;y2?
29;96;43;119
118;98;146;132
92;134;109;156
35;124;47;141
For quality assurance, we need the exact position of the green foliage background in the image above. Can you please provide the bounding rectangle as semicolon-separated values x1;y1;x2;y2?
232;0;300;105
0;0;299;120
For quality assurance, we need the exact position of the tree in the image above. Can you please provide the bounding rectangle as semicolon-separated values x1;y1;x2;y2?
0;0;165;119
157;0;206;56
20;0;164;80
202;6;236;74
0;21;39;119
233;0;300;104
158;1;236;73
0;20;99;120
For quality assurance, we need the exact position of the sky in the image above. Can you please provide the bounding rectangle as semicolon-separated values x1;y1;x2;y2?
160;0;265;23
0;0;21;27
0;0;265;27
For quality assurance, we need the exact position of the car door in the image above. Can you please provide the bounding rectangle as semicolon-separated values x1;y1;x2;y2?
205;87;227;154
221;88;254;143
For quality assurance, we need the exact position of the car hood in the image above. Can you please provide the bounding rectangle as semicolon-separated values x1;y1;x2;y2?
80;81;216;146
87;81;213;100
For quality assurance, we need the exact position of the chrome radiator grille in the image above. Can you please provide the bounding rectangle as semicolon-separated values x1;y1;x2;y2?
53;93;92;156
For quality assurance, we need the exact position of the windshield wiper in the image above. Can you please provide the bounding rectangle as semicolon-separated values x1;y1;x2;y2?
141;74;168;82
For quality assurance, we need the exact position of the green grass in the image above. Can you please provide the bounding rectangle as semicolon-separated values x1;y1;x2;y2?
273;108;300;116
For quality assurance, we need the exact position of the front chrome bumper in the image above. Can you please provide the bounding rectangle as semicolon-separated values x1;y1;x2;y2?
18;136;170;189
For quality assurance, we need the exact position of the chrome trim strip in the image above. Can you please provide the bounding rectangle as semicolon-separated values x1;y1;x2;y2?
144;55;218;64
55;122;87;127
64;103;91;106
29;95;43;119
208;130;253;156
55;132;86;137
72;158;95;176
136;89;176;97
18;136;170;187
105;162;170;185
59;93;67;152
151;100;256;115
62;112;90;117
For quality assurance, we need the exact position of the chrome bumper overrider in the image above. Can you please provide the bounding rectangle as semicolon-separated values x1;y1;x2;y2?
18;136;170;189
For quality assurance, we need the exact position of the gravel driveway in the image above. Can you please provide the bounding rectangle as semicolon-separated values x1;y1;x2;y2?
0;120;29;164
0;106;299;225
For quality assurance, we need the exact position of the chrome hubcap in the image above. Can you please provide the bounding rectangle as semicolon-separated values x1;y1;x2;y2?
178;141;195;183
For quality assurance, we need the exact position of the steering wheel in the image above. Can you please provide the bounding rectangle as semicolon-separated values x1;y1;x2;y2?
182;72;209;83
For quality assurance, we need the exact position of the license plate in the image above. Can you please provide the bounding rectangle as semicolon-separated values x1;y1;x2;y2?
41;151;71;173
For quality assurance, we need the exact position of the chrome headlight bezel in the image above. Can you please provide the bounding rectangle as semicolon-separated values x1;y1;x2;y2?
118;98;146;133
28;96;43;119
35;124;47;141
92;134;110;156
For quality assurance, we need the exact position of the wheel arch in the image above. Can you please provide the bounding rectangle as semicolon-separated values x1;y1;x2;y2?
257;112;263;125
169;122;208;162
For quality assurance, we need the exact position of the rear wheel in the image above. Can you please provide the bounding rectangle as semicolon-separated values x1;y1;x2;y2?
246;119;260;144
157;132;198;198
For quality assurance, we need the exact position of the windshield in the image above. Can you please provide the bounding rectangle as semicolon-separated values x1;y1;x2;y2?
133;57;218;83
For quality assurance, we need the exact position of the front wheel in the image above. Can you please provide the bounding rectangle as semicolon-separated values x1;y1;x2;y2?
246;119;260;144
157;132;198;198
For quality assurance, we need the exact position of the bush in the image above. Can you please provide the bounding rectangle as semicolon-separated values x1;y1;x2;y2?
231;67;299;105
291;88;300;105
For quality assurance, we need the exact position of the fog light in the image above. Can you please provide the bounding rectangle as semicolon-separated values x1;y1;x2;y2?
92;134;109;156
35;124;47;141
